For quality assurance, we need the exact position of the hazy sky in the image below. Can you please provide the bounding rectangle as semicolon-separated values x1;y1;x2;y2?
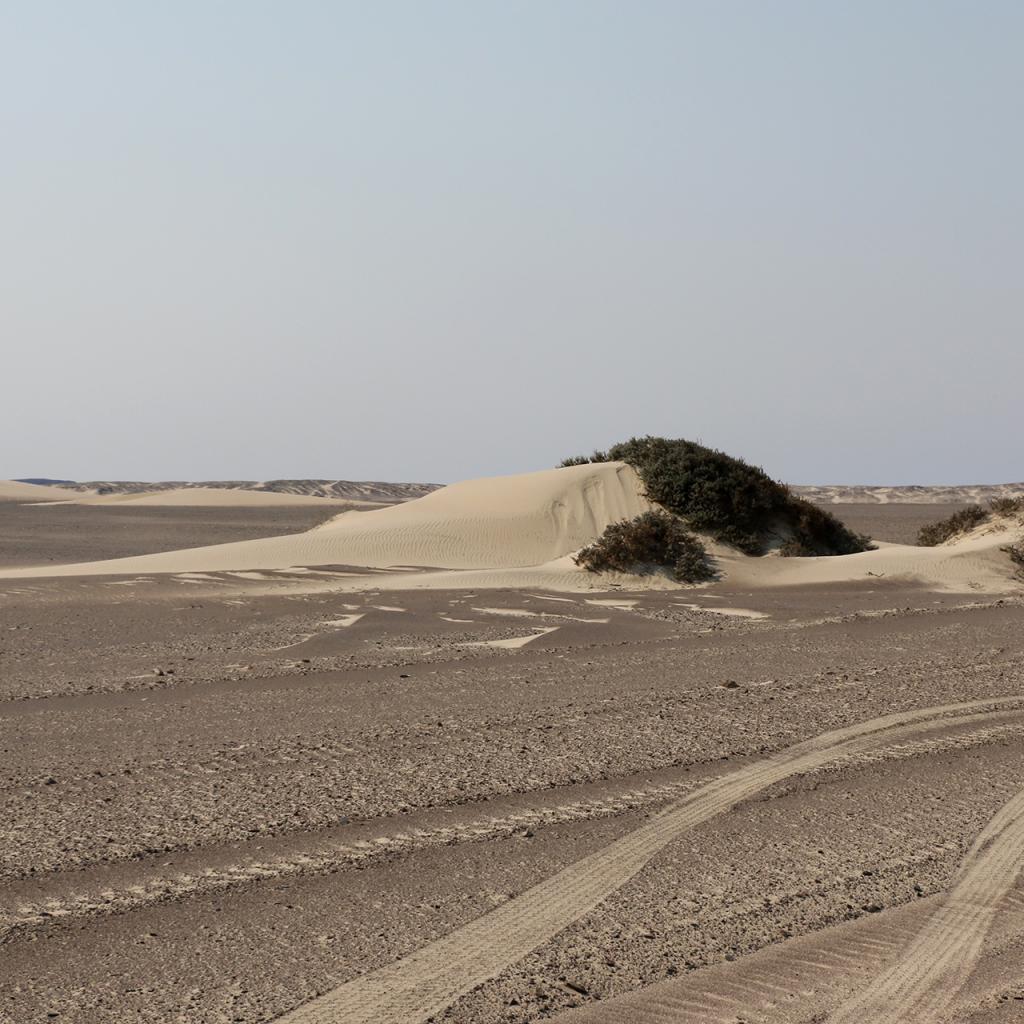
3;2;1021;485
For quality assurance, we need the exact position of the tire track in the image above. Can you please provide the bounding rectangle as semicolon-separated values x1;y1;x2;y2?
272;697;1024;1024
9;718;1021;942
829;779;1024;1023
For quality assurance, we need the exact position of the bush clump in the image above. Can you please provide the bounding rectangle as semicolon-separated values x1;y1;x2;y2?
1002;542;1024;578
918;496;1024;547
574;510;714;582
990;496;1024;517
917;505;989;546
561;436;872;556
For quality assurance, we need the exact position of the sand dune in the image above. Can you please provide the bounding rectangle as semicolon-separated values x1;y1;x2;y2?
38;486;377;508
0;462;652;577
0;480;83;503
0;463;1020;591
714;526;1021;593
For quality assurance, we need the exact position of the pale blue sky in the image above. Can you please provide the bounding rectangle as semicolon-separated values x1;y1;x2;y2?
3;2;1021;485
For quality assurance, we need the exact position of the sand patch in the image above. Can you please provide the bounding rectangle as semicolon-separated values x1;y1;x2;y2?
676;602;768;619
321;614;365;628
461;627;560;650
472;607;542;618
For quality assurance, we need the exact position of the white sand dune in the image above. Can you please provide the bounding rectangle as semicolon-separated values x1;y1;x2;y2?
38;486;374;508
1;463;1019;593
0;481;82;503
0;462;652;578
715;526;1021;593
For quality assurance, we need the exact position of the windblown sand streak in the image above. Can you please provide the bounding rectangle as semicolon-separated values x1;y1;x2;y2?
829;781;1024;1023
273;698;1024;1024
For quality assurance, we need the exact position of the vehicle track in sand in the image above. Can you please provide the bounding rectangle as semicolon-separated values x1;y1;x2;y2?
829;780;1024;1023
271;697;1024;1024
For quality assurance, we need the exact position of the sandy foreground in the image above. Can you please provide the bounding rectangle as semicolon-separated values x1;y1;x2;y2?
1;466;1023;1024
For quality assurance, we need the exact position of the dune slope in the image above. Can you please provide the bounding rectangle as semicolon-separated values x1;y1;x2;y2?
0;462;652;577
0;481;83;503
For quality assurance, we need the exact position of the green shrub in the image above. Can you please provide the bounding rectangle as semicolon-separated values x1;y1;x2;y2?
561;436;872;556
783;496;874;557
559;451;608;468
574;511;714;582
917;505;988;546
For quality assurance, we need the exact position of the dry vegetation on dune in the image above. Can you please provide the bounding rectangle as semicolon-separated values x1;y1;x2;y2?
918;497;1024;547
1002;541;1024;578
563;436;873;557
573;510;714;583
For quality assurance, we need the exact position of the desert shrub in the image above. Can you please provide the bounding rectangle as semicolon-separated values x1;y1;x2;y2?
563;436;872;556
1001;543;1024;580
782;496;875;557
559;451;609;468
990;496;1024;517
574;511;714;583
917;505;988;546
778;539;816;557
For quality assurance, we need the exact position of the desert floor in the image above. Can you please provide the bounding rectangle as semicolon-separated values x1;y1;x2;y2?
1;501;1023;1024
0;503;343;568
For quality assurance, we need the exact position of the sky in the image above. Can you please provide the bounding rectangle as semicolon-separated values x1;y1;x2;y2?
2;1;1021;486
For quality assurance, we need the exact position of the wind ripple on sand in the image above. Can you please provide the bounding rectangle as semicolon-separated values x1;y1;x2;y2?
272;698;1024;1024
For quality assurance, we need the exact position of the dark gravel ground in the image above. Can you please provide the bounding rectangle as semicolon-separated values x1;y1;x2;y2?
825;502;972;545
0;502;345;568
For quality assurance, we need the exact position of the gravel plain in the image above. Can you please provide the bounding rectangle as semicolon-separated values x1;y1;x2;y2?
1;503;1023;1023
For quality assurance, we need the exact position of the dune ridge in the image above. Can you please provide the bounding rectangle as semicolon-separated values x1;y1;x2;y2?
796;483;1024;505
34;487;378;508
20;477;440;502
